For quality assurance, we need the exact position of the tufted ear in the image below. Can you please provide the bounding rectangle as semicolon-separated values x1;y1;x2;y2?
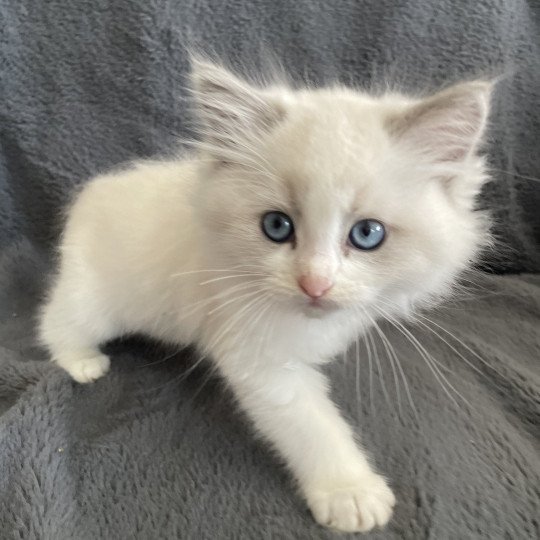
390;80;492;164
190;58;286;162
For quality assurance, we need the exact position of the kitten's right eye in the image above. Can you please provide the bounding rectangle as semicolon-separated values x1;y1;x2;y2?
261;211;294;243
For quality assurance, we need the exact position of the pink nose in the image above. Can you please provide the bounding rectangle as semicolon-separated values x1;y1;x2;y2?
298;275;334;299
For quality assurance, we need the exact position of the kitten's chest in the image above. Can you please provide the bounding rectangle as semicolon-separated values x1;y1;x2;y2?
207;307;361;365
279;316;359;360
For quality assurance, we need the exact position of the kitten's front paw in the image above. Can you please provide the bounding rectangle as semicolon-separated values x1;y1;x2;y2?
307;473;395;533
58;353;110;384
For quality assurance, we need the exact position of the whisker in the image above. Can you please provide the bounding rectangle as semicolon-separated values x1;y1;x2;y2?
136;347;184;369
252;298;277;361
412;314;504;379
366;325;392;410
354;337;362;418
489;167;540;184
199;273;266;285
362;328;375;414
375;306;471;410
205;292;270;354
145;292;272;394
361;308;417;418
169;264;266;279
372;319;402;416
177;280;265;322
207;287;265;316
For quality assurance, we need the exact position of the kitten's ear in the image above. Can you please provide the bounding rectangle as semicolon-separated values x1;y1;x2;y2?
390;81;492;163
190;58;286;161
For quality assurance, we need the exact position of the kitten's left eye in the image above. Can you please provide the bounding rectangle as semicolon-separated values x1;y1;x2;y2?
349;219;386;250
261;211;295;243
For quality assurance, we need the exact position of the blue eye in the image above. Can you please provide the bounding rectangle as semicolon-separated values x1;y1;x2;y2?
261;211;294;243
349;219;386;250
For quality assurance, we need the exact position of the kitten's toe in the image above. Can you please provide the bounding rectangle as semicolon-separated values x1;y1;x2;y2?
308;473;395;533
57;353;111;383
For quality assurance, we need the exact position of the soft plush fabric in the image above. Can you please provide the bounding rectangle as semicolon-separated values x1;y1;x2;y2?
1;243;539;539
0;1;539;539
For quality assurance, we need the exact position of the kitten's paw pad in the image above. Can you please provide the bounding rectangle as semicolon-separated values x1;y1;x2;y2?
63;354;110;383
308;474;395;533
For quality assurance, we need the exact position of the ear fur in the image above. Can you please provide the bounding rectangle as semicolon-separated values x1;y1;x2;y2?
390;80;492;163
190;58;286;162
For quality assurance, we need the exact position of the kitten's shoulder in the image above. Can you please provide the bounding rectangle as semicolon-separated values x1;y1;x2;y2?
83;157;198;194
64;157;198;237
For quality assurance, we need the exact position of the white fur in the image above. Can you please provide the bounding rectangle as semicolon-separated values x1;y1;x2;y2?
39;59;492;532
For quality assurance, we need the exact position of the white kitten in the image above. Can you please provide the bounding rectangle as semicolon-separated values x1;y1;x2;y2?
39;59;491;533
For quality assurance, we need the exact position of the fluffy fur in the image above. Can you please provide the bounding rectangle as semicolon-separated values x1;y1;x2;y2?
39;59;491;533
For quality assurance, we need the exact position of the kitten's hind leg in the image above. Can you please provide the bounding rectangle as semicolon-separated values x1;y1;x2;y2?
39;282;116;384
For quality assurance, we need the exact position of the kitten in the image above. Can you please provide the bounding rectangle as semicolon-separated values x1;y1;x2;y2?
39;58;491;533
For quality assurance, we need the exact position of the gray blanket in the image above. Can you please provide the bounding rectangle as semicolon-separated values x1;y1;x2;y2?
1;1;539;539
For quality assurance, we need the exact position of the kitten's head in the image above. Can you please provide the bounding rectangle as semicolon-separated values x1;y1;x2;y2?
190;59;492;319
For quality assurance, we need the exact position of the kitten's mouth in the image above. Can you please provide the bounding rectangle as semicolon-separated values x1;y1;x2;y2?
301;297;339;317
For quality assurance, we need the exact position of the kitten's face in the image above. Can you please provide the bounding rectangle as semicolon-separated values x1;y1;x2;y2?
192;61;491;318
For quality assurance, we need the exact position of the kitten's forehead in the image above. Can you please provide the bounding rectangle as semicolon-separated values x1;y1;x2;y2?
266;92;392;216
280;96;385;169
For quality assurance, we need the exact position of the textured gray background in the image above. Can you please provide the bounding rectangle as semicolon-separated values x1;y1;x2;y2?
0;1;539;539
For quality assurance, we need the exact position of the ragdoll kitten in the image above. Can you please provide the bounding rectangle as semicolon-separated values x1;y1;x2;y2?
39;59;491;533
